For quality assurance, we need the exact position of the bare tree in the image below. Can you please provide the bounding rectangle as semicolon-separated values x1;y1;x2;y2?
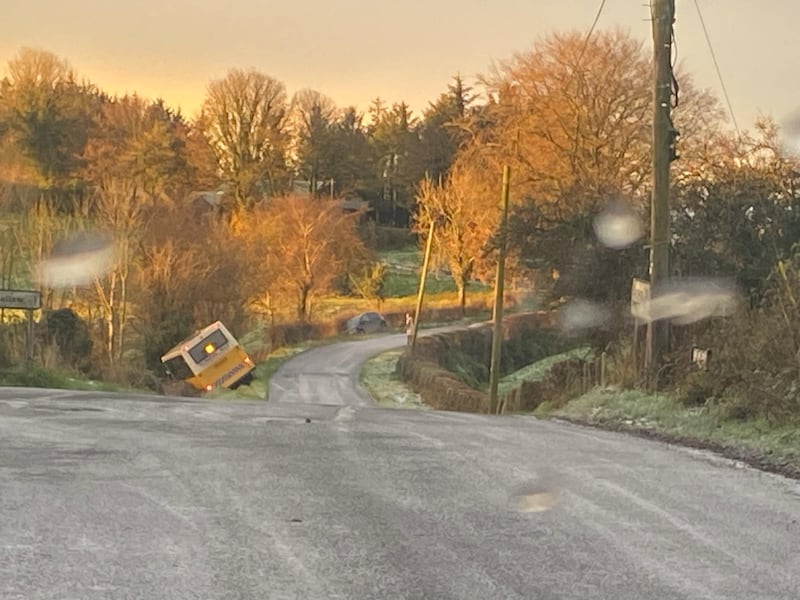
414;167;497;315
470;29;723;214
239;195;367;321
91;176;145;364
198;69;289;212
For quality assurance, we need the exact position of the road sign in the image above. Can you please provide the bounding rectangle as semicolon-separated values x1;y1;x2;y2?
0;289;41;310
630;278;650;321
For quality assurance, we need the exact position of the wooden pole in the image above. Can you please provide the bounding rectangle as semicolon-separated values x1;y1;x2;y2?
647;0;675;375
26;309;34;363
489;166;511;414
410;219;435;350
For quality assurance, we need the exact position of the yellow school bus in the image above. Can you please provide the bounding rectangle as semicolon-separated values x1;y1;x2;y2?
160;321;255;392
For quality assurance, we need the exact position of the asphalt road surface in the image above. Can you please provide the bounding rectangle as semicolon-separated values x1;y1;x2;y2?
2;332;799;599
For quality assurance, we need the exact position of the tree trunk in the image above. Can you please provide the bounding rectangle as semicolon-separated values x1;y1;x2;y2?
117;270;128;364
106;275;117;365
298;284;310;322
458;281;467;317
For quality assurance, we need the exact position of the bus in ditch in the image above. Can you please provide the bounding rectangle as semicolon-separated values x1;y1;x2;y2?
161;321;255;392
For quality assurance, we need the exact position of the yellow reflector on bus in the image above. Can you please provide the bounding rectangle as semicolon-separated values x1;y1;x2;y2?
204;343;215;354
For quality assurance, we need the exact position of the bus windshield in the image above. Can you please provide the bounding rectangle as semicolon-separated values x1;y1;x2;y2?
164;355;193;379
188;329;230;364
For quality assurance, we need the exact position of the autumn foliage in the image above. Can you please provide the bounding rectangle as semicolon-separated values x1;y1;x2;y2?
1;29;799;416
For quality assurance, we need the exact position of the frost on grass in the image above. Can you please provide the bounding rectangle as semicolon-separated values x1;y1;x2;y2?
361;350;427;409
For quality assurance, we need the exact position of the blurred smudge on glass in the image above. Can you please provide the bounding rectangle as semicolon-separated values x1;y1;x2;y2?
593;201;642;249
638;277;739;325
559;299;611;332
509;479;561;513
38;231;116;287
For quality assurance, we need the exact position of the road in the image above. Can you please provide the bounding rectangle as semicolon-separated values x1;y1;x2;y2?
269;330;426;405
1;332;799;599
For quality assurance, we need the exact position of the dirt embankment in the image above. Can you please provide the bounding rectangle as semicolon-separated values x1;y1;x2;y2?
395;312;563;412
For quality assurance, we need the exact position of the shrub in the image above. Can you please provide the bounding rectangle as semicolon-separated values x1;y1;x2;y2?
0;366;65;388
42;308;93;372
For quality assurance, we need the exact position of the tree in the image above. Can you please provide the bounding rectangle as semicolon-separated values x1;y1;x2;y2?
198;69;289;212
0;48;95;195
413;75;475;183
89;177;145;364
290;89;338;195
471;29;722;209
84;94;189;207
414;166;497;315
673;118;800;303
134;214;219;371
80;95;190;363
445;29;724;303
326;107;371;197
240;195;368;321
368;99;422;226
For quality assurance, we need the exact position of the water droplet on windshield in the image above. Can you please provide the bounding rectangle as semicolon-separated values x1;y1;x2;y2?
509;478;561;513
38;231;115;287
638;278;739;325
593;202;642;249
559;299;611;332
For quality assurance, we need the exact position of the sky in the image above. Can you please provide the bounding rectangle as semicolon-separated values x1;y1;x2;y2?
2;0;799;130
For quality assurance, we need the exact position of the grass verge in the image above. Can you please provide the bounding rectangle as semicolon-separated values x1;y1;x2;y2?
536;388;800;479
207;343;318;401
497;347;591;396
0;366;143;394
360;349;427;409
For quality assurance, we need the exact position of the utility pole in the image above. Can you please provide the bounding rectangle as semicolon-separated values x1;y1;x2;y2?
410;219;435;350
488;165;511;415
647;0;676;376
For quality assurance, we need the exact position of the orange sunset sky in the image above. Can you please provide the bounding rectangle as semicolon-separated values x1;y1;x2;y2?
3;0;798;131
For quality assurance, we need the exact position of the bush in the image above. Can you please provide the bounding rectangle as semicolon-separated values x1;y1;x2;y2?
0;366;66;388
677;370;715;407
100;364;162;391
42;308;93;372
714;376;800;424
666;252;800;423
140;304;195;373
535;358;587;409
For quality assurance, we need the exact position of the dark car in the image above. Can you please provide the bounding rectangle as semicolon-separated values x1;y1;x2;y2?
345;311;388;334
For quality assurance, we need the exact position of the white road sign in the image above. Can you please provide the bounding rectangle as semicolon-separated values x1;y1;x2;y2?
0;289;41;310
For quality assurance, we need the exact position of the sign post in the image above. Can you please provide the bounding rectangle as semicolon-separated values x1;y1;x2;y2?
0;289;41;363
630;278;651;375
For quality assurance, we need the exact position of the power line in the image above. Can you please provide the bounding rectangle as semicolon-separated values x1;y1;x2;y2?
692;0;741;136
577;0;608;64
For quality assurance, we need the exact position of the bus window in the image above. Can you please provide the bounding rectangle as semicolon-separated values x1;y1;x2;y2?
188;329;229;364
164;355;193;379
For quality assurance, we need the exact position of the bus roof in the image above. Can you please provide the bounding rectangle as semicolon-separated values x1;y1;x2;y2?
160;321;236;363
